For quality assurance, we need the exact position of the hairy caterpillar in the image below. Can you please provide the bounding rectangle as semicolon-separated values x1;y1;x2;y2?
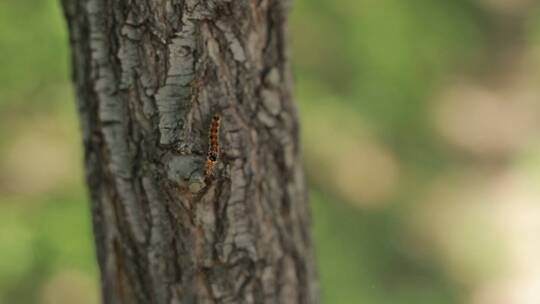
205;115;221;178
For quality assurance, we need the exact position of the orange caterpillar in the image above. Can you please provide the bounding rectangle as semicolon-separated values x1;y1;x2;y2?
205;115;221;178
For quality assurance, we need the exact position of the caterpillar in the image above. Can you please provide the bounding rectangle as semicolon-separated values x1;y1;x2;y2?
205;114;221;178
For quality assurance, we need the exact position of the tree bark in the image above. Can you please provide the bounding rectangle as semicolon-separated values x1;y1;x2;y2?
61;0;318;303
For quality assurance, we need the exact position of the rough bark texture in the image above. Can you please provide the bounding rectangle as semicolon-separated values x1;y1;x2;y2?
61;0;318;303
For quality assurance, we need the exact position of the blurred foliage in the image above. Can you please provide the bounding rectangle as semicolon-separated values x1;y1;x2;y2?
2;0;540;303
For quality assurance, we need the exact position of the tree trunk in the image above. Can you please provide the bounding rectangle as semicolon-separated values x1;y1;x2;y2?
61;0;318;303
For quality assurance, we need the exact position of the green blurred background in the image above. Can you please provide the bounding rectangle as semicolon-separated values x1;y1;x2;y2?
2;0;540;303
